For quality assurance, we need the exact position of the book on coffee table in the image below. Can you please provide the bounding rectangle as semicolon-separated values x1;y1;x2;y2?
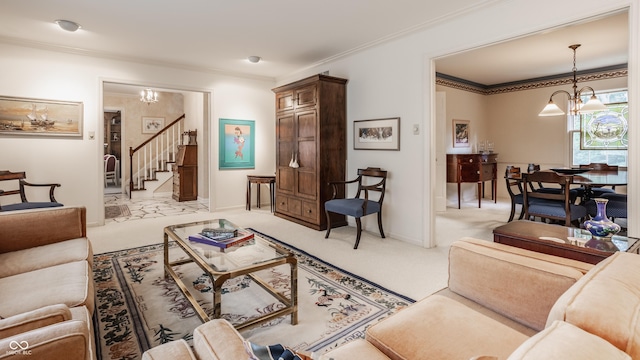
188;229;255;249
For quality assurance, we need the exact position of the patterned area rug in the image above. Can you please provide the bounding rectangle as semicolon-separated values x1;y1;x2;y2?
92;229;414;359
104;205;131;219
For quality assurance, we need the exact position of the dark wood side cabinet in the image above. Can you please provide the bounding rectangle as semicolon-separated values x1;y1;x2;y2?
272;74;348;230
446;153;498;209
172;145;197;202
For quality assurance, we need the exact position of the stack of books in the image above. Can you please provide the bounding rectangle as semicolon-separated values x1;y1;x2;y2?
188;227;254;249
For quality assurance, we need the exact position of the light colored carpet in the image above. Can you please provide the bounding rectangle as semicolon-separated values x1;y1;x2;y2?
89;198;513;308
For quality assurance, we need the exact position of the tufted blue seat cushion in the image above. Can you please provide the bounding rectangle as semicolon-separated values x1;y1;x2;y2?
586;194;627;219
528;199;587;220
324;199;380;218
0;202;63;212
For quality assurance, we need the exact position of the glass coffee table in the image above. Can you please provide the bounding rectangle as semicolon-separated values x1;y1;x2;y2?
164;219;297;330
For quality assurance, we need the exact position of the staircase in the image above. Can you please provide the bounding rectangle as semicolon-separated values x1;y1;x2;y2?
128;114;186;199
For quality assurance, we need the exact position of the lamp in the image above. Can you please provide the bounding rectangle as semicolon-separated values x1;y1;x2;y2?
55;19;81;32
140;89;158;105
538;44;607;117
248;56;261;63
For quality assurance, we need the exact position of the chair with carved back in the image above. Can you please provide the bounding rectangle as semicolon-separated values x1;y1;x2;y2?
0;170;62;212
505;166;525;222
522;171;587;227
324;167;387;249
579;163;618;197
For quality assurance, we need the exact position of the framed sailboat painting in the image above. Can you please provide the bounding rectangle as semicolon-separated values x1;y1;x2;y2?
0;95;83;137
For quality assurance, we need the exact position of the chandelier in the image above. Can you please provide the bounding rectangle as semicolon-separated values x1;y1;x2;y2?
538;44;607;117
140;89;158;105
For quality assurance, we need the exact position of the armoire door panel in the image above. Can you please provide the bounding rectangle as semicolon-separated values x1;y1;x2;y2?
294;85;316;109
297;141;316;171
277;142;294;167
297;111;317;138
276;114;295;140
276;91;294;112
297;171;317;199
277;168;295;194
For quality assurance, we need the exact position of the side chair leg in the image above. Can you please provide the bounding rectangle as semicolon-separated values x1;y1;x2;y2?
518;205;525;220
354;218;362;249
377;212;385;238
508;204;516;222
324;210;332;239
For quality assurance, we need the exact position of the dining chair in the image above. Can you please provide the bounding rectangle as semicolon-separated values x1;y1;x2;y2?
579;163;618;197
104;154;118;187
586;192;627;220
505;166;524;222
526;164;562;194
0;170;63;211
324;167;387;249
522;171;587;227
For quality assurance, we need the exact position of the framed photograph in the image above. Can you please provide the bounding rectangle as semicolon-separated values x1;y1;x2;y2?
452;119;470;148
219;118;255;169
0;95;83;137
580;102;628;150
142;117;165;134
353;117;400;150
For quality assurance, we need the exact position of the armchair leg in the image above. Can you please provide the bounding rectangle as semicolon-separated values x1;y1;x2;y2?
324;210;332;239
377;211;385;238
354;218;362;249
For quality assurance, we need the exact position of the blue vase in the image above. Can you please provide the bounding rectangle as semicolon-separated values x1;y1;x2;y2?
583;198;621;239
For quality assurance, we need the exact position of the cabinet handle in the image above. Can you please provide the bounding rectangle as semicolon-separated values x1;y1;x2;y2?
469;159;473;163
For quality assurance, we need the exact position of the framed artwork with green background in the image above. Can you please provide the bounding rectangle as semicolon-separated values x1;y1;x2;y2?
219;118;255;169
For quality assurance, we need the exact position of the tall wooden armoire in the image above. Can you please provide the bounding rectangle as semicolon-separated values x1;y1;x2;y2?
272;74;348;230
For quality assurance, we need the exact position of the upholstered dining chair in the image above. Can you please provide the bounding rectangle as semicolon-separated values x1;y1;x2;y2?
505;166;525;222
104;154;118;187
523;171;587;227
586;193;627;221
0;170;62;211
324;167;387;249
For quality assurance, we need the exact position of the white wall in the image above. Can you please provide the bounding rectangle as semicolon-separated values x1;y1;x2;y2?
0;43;275;225
276;0;639;244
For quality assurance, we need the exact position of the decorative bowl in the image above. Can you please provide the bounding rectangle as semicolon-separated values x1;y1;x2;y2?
550;168;592;175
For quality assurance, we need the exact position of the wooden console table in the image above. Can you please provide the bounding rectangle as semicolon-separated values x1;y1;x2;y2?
246;175;276;212
446;153;498;209
493;220;640;264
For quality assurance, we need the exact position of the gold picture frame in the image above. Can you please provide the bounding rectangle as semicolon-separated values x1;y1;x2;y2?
0;95;83;137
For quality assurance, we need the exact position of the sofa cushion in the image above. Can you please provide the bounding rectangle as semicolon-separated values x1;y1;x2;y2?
365;294;530;360
0;320;89;360
546;252;640;358
508;321;630;359
449;239;584;331
193;319;249;360
142;339;196;360
321;339;390;359
0;260;93;318
0;238;92;278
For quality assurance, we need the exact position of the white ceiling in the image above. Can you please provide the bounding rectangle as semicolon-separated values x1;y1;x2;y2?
0;1;629;89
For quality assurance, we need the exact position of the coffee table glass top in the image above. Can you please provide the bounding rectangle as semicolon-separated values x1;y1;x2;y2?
166;219;290;273
566;228;635;253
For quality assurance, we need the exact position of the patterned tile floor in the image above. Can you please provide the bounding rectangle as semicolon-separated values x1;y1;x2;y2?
104;193;209;223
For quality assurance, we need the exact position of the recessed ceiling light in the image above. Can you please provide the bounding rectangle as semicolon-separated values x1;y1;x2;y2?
55;19;81;32
248;56;261;63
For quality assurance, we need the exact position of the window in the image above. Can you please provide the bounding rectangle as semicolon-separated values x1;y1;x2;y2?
569;90;628;167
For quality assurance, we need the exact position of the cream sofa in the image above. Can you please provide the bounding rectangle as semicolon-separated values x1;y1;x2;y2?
143;237;639;360
0;206;95;360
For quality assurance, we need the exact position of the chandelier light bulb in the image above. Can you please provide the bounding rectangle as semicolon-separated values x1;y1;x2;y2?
140;89;159;105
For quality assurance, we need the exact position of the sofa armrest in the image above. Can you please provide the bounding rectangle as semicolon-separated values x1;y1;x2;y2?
0;206;86;254
142;339;196;360
0;320;89;360
0;304;72;339
448;238;586;331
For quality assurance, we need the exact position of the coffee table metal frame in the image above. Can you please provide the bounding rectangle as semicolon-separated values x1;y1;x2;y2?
163;219;298;330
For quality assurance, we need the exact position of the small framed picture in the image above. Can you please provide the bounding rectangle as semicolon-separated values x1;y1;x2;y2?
142;117;165;134
453;119;470;148
353;117;400;150
219;118;255;169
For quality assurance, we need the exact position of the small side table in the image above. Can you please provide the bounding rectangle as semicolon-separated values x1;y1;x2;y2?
246;175;276;212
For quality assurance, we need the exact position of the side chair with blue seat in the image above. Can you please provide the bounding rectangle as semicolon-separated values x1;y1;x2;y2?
522;170;587;227
324;167;387;249
586;193;627;221
579;163;618;198
0;170;63;211
505;166;525;222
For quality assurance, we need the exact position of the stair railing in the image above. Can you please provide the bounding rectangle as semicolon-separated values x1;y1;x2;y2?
129;114;185;198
